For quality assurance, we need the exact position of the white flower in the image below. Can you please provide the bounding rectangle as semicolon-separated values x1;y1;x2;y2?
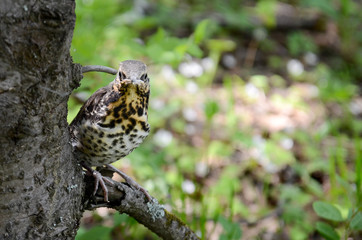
195;161;208;177
182;179;195;194
222;54;236;69
182;107;197;122
245;83;264;99
185;80;199;93
153;129;173;147
201;57;214;71
150;99;165;111
287;59;304;76
280;138;294;150
303;52;318;66
161;65;176;82
178;61;203;78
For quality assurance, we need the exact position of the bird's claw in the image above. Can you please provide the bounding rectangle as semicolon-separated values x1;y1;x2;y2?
105;164;152;202
92;171;110;202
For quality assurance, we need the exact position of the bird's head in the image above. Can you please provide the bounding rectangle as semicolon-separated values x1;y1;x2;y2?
114;60;149;94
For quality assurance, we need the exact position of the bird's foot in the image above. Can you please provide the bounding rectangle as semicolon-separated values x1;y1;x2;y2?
105;164;152;201
81;162;113;202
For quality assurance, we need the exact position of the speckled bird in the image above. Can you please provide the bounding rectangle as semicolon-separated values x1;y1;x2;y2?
70;60;151;201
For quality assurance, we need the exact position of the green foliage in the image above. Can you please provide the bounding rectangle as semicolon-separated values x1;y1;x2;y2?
193;19;216;45
70;0;361;239
316;221;340;240
301;0;338;18
356;138;362;207
218;216;242;240
204;100;219;122
217;6;253;29
350;212;362;231
311;137;362;238
146;28;203;66
313;201;344;222
255;0;277;27
287;31;318;56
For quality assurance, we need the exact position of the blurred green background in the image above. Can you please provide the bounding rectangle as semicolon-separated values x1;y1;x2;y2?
69;0;362;239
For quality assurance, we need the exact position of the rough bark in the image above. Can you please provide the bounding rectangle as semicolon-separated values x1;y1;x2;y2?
0;1;84;239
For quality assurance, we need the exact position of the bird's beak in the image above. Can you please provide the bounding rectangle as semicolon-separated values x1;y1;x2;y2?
130;78;143;85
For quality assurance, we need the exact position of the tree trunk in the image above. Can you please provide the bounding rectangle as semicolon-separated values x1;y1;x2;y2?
0;1;84;239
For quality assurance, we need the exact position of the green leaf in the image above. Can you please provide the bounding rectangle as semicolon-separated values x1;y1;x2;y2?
313;201;344;222
204;100;219;121
287;31;318;56
206;39;236;53
301;0;338;18
147;27;167;45
351;212;362;230
193;19;210;44
316;222;340;240
208;141;232;158
255;0;277;27
218;216;242;240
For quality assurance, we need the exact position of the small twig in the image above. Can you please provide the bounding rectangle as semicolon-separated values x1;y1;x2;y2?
82;65;118;75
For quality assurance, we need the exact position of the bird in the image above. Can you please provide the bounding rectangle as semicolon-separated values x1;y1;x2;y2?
70;60;151;202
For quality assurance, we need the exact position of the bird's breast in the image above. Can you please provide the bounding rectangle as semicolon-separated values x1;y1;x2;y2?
75;90;150;166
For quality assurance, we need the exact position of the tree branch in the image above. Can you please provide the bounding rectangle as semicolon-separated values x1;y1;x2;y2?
84;175;200;240
82;65;118;75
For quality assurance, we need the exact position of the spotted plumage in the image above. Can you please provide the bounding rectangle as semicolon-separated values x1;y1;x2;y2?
70;60;151;201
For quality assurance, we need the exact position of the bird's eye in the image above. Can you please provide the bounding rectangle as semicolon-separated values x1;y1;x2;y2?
119;71;126;80
140;74;148;81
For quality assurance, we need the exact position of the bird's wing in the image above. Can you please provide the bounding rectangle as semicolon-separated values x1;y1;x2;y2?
70;86;110;127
